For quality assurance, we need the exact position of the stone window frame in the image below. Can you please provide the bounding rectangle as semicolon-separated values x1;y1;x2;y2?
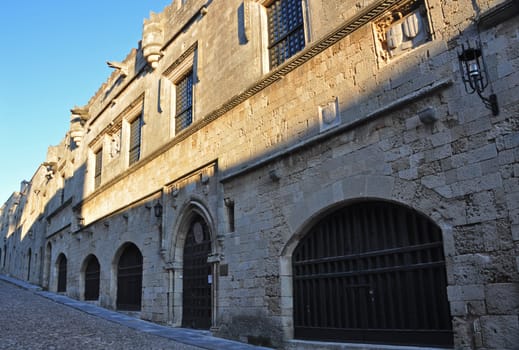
162;44;198;137
88;137;106;193
117;95;145;169
372;0;434;66
93;147;103;189
249;0;312;73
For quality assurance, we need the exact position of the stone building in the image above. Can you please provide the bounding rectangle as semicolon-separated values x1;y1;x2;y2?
1;0;518;349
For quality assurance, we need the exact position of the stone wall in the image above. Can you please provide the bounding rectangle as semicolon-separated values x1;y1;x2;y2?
1;0;518;349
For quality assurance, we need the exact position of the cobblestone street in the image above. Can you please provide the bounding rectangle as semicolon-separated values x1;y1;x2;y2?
0;280;204;350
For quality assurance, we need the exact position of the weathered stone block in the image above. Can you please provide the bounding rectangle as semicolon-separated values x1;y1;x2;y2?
447;284;485;301
485;283;519;315
480;315;519;349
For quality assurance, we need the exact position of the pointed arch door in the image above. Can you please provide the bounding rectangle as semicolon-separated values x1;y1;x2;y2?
292;201;453;347
182;216;212;329
117;244;143;311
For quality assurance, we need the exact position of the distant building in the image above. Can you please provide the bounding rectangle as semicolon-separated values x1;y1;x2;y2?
1;0;518;349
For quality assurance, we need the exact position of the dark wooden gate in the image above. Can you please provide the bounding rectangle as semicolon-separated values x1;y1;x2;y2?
85;255;100;301
117;244;142;311
57;254;67;292
182;217;212;329
292;201;453;348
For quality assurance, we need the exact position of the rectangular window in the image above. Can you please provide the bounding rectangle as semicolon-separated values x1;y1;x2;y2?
129;115;142;165
175;70;193;132
267;0;305;68
94;149;102;189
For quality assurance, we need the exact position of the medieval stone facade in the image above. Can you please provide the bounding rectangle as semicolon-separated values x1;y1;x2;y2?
1;0;518;349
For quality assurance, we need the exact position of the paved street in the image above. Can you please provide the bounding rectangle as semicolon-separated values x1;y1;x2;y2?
0;277;271;350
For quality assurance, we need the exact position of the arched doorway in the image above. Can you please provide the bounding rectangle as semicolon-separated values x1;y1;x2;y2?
43;242;52;289
57;253;67;293
116;243;142;311
27;248;32;281
182;215;212;329
84;255;100;301
292;201;453;348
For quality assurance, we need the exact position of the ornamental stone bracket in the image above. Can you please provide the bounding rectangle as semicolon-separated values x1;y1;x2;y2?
142;12;165;69
69;105;89;147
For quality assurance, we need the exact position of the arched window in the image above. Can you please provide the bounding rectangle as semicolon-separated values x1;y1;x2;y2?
116;243;142;311
57;253;67;293
182;216;212;329
84;255;100;301
292;201;453;348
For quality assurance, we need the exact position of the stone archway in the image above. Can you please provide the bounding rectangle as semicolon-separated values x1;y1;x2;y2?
27;248;32;281
181;214;212;329
115;243;143;311
168;201;218;329
56;253;67;293
82;254;101;301
43;242;52;290
290;200;453;347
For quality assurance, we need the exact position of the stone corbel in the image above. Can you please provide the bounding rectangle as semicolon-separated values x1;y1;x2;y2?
142;13;164;69
70;106;89;147
207;253;222;264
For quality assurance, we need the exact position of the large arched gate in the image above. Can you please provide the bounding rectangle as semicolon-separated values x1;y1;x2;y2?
182;215;212;329
292;201;453;348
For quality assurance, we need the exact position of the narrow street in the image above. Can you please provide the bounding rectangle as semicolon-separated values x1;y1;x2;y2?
0;280;202;350
0;278;270;350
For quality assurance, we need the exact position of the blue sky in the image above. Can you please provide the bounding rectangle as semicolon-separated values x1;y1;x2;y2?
0;1;173;204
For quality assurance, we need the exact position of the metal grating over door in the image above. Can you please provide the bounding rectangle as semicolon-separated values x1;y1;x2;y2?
117;244;142;311
182;217;212;329
292;201;453;348
57;254;67;293
85;256;100;301
267;0;305;68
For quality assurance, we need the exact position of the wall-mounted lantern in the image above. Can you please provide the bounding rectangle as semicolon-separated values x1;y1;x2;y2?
154;201;163;218
458;41;499;115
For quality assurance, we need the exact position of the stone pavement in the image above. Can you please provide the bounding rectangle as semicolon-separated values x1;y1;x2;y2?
0;274;273;350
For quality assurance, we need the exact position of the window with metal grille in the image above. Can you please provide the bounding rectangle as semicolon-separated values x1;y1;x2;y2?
292;201;453;348
267;0;305;68
94;148;102;189
175;71;193;132
129;115;142;165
